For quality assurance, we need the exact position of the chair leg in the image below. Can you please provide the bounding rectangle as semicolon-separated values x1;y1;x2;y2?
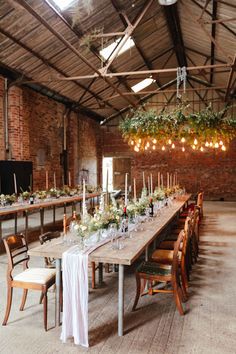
43;292;48;331
91;262;96;289
2;286;13;326
173;283;184;316
39;291;44;304
132;273;141;311
20;289;28;311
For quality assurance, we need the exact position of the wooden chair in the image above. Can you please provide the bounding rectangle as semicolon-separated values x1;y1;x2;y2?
2;234;56;331
151;217;191;299
180;191;204;219
39;231;61;268
132;230;185;315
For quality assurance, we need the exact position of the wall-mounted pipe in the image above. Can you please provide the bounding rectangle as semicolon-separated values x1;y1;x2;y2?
3;78;9;158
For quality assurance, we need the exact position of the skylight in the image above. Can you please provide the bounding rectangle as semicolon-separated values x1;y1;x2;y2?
131;78;155;93
99;37;135;60
52;0;74;10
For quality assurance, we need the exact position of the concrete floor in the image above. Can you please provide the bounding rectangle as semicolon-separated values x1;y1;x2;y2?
0;201;236;354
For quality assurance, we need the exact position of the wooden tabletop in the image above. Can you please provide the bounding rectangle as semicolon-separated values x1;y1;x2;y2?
0;193;100;217
28;194;191;266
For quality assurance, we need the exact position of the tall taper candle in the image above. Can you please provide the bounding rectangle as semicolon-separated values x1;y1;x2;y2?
125;173;128;206
46;170;49;190
133;178;137;202
150;173;153;194
83;179;86;217
68;171;71;187
158;172;160;189
13;173;17;194
142;171;145;189
173;173;175;187
148;176;150;195
53;172;56;189
170;174;172;189
161;173;163;189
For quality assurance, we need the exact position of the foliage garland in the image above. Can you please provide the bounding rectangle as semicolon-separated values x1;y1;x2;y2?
119;104;236;151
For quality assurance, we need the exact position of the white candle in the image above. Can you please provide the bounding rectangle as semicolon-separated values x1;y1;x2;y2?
83;179;86;217
13;173;17;194
53;172;56;189
176;172;178;185
173;173;176;187
68;171;71;187
170;174;172;188
46;170;48;190
133;178;137;202
125;173;128;206
167;172;169;189
142;171;145;189
158;172;160;189
150;173;153;195
148;176;150;195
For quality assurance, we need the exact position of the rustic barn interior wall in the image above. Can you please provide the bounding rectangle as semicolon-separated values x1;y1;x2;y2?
102;90;236;201
0;75;102;190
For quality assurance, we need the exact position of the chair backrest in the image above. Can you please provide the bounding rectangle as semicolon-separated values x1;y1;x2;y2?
39;231;61;245
63;211;78;234
172;230;185;280
197;192;204;217
3;234;29;279
192;206;200;241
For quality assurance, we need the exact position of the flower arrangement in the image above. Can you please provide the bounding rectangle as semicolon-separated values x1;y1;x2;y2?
0;194;17;206
120;104;236;152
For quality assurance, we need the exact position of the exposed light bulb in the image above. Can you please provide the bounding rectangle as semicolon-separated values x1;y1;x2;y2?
152;145;156;150
153;139;157;144
162;146;165;151
182;147;185;152
219;140;223;146
209;142;213;147
168;139;172;145
214;142;219;149
205;142;209;147
192;145;196;150
145;146;148;150
171;143;175;149
137;143;140;148
200;147;204;152
194;138;198;145
134;146;139;152
146;141;150;147
131;140;134;145
138;138;142;143
181;137;185;143
222;145;226;151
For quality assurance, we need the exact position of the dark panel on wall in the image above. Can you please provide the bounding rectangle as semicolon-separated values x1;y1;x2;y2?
0;161;33;194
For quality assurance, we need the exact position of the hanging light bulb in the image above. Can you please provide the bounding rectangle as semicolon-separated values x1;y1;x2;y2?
137;143;140;148
214;142;219;149
192;145;196;150
222;145;226;151
168;139;172;145
200;147;204;152
182;146;185;152
138;138;142;143
181;137;185;143
194;138;198;145
146;141;150;147
219;140;223;146
131;140;134;145
134;146;139;152
209;142;213;147
152;145;156;150
171;143;175;149
162;146;165;151
145;146;148;150
153;139;157;144
205;142;209;147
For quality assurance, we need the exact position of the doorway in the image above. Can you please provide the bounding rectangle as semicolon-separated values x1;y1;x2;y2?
102;157;131;192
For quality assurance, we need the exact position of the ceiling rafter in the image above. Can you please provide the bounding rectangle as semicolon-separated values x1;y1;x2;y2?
210;0;217;84
225;55;236;102
110;0;169;101
12;0;137;109
0;26;120;114
43;0;139;105
187;78;208;107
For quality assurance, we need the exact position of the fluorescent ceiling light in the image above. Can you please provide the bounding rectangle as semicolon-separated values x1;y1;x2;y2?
158;0;178;5
131;78;155;93
52;0;74;10
99;37;135;60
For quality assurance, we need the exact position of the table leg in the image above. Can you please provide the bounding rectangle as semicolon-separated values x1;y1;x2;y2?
55;259;62;326
40;208;44;234
25;210;28;241
14;213;17;234
118;264;124;336
98;262;103;286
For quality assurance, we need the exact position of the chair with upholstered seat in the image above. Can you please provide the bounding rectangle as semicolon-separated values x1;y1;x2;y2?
132;230;185;315
2;233;55;331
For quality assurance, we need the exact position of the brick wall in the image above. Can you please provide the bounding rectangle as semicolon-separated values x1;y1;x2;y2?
102;123;236;201
0;76;101;191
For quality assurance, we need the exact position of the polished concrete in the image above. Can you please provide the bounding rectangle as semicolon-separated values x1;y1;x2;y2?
0;201;235;354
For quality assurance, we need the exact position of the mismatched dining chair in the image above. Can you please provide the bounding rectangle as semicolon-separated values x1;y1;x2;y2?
39;231;61;268
132;230;186;315
2;233;56;331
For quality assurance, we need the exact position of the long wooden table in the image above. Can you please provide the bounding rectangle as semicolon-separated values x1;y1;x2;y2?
28;194;190;338
0;193;100;239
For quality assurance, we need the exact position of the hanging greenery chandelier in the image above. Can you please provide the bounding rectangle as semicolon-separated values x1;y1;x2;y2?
119;104;236;153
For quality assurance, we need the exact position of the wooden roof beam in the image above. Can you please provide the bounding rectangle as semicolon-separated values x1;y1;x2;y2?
210;1;217;84
13;0;136;108
225;55;236;102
